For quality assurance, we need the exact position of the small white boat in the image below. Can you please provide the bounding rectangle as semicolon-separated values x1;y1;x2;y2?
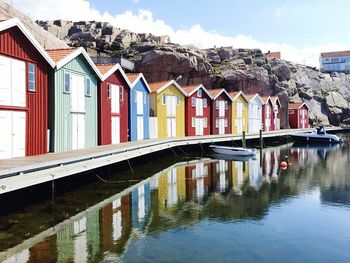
209;145;257;156
291;125;342;143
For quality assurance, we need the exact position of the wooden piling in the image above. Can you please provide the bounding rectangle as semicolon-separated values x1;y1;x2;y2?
242;131;246;148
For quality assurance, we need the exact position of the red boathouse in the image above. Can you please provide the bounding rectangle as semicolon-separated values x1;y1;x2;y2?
208;88;232;135
183;84;212;136
288;102;309;129
261;96;274;131
97;63;131;145
0;18;54;159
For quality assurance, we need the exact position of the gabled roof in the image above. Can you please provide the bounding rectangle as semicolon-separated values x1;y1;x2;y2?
149;80;187;95
260;96;273;105
182;84;213;99
245;93;264;104
126;73;151;93
289;102;309;110
271;96;281;107
229;91;248;103
96;63;131;87
0;18;55;67
208;88;233;101
47;47;102;79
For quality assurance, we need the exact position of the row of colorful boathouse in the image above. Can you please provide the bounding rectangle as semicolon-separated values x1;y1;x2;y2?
0;18;310;159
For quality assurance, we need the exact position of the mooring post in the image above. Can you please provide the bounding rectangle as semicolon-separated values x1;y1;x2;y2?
242;131;246;148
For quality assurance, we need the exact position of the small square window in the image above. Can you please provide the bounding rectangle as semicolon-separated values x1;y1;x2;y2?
28;63;36;92
85;78;91;96
64;73;70;93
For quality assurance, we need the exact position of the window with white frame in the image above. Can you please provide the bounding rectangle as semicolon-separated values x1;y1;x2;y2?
215;118;219;128
203;98;207;108
120;86;123;101
64;72;70;93
28;63;36;92
85;77;91;96
192;117;196;128
197;89;202;97
203;118;208;128
192;97;196;107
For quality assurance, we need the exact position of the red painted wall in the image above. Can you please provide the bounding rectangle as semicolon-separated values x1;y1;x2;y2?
0;27;50;156
185;89;211;136
289;106;308;128
98;71;129;145
262;101;273;131
211;93;232;135
185;163;211;200
289;109;298;128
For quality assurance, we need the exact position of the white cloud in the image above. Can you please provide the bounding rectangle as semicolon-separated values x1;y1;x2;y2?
4;0;348;67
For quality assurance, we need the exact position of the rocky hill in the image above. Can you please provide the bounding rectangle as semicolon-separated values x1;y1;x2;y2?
35;20;350;127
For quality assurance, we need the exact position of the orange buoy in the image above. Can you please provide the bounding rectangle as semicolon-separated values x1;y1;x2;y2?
280;161;288;170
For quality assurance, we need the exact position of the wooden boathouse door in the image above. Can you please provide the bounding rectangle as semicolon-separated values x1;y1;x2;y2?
71;74;85;150
111;84;120;144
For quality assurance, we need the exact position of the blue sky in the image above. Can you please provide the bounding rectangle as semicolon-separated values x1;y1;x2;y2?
89;0;350;49
7;0;350;66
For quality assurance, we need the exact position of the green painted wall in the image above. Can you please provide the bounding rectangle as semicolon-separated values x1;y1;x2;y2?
50;55;98;152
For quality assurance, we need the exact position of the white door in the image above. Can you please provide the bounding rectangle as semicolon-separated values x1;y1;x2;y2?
136;91;143;115
301;110;306;128
236;119;243;134
111;116;120;144
0;110;26;159
111;85;120;114
12;111;26;157
0;111;12;159
219;118;225;135
0;55;26;107
71;74;85;112
166;95;176;116
195;118;204;136
137;116;144;140
72;114;85;150
167;117;176;138
219;101;225;117
196;98;203;116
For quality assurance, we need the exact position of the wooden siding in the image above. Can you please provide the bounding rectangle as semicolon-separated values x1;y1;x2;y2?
98;71;129;145
50;55;98;152
0;26;50;156
211;93;232;135
151;84;185;138
129;78;150;141
185;88;211;136
231;94;248;134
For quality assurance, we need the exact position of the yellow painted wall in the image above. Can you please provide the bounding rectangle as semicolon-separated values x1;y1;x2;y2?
151;84;185;138
157;166;186;210
232;95;248;134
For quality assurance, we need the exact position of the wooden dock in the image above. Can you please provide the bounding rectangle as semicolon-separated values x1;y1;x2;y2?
0;128;342;194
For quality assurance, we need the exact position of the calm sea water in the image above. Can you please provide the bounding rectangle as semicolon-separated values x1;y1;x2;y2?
1;134;350;263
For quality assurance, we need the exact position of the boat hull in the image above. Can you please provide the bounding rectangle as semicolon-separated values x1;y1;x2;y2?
291;134;341;143
209;145;256;156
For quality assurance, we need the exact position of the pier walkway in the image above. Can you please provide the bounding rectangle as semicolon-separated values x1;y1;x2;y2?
0;127;342;194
